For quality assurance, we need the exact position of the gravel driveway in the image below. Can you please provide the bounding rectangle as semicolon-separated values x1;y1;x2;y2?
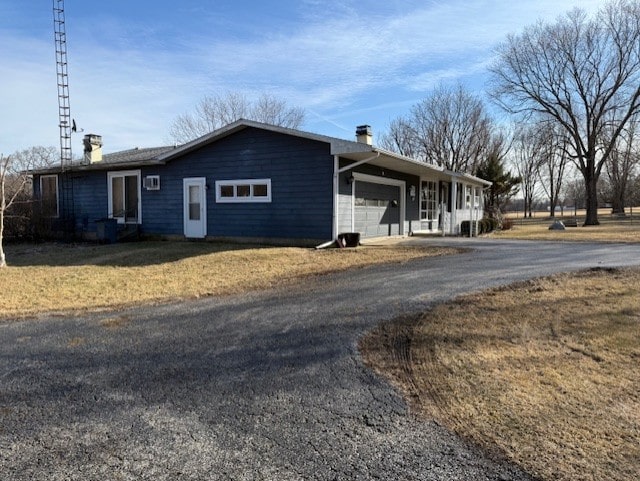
2;239;639;480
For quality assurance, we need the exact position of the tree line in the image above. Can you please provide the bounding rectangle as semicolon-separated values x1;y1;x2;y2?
379;0;640;226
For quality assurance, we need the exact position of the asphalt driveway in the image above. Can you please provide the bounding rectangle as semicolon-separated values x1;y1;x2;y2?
1;239;639;480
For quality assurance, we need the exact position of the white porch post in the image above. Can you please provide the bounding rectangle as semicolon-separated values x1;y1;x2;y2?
450;179;458;235
440;193;445;237
332;155;339;240
470;184;475;238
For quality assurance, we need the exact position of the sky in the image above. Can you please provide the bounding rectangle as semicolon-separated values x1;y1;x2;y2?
1;0;606;156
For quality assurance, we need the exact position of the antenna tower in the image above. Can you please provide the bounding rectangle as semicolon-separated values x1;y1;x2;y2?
53;0;72;169
52;0;75;235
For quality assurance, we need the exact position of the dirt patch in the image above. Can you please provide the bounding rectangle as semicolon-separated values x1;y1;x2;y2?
360;267;640;481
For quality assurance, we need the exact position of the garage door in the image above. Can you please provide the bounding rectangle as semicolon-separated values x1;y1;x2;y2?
354;181;400;237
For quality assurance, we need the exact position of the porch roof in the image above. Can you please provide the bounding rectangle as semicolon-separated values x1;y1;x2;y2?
337;148;492;187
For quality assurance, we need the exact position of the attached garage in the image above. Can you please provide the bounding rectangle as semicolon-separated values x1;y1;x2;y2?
354;182;400;237
349;173;406;238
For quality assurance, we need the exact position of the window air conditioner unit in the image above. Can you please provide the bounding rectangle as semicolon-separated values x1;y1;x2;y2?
143;175;160;190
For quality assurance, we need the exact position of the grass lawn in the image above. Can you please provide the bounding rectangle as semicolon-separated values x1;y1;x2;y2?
0;241;456;319
495;211;640;243
360;267;640;481
492;223;640;243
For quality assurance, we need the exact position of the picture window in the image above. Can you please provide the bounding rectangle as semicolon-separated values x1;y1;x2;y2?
215;179;271;203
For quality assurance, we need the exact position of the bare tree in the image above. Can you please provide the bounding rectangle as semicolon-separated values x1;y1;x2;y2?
0;146;58;267
490;0;640;225
603;113;640;213
512;124;546;217
381;84;497;173
627;171;640;207
378;117;419;158
563;174;586;214
537;123;570;217
0;154;13;267
414;84;495;172
168;92;306;144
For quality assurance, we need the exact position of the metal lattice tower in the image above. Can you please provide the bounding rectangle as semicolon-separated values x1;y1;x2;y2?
53;0;72;169
52;0;75;235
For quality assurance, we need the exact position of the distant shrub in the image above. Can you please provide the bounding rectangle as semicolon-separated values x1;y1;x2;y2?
461;218;505;236
3;191;33;240
501;218;514;230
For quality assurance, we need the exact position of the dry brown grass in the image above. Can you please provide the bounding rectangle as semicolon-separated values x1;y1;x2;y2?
0;241;455;319
504;207;637;220
361;268;640;481
492;222;640;243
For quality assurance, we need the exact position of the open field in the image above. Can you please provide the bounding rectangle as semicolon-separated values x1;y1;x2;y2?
505;207;640;220
0;241;456;319
494;210;640;242
360;267;640;481
491;222;640;242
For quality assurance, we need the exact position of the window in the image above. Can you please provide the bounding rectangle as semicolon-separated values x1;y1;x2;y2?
188;185;201;220
420;180;437;221
40;175;59;218
215;179;271;203
107;170;141;223
220;185;234;198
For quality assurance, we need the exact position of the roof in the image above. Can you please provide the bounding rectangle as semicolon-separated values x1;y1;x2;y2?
31;120;490;186
154;119;372;162
102;146;177;165
30;146;175;175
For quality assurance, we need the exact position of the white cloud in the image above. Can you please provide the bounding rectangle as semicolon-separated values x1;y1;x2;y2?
0;0;606;154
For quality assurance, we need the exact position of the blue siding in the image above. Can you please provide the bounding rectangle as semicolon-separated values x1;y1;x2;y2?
33;171;109;235
69;172;109;232
139;127;333;240
39;128;334;241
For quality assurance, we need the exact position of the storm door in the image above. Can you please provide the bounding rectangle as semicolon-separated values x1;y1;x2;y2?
183;177;207;238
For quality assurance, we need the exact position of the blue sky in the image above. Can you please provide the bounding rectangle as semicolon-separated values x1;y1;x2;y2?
1;0;604;155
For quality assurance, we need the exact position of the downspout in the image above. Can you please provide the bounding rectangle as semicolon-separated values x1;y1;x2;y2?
332;154;339;240
333;151;381;239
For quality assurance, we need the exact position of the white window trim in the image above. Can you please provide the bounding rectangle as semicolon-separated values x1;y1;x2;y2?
107;170;142;224
419;179;438;222
39;174;59;218
215;178;272;203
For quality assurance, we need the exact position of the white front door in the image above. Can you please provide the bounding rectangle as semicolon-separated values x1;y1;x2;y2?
183;177;207;238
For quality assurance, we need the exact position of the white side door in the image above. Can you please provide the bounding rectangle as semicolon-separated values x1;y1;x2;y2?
183;177;207;238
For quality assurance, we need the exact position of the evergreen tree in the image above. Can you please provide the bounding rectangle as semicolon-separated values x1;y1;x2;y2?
476;154;521;220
